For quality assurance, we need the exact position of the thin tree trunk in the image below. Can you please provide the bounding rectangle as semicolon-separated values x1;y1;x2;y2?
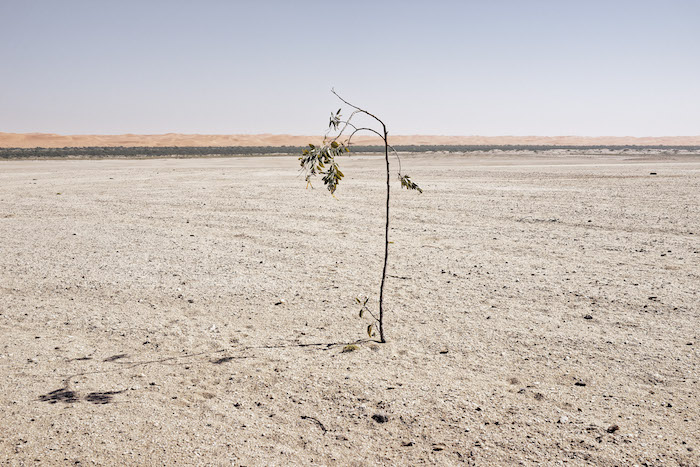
378;127;390;343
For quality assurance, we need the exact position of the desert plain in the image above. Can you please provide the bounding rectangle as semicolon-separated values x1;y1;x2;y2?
0;151;698;465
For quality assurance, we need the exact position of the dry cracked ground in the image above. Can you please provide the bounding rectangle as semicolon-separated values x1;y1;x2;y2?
0;152;698;465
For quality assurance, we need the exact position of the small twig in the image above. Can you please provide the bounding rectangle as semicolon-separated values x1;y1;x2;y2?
301;415;328;434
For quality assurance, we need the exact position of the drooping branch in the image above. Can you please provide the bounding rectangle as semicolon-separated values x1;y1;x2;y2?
300;90;422;196
329;91;404;175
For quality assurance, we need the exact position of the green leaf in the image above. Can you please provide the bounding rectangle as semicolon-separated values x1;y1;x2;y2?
331;141;339;148
355;297;361;304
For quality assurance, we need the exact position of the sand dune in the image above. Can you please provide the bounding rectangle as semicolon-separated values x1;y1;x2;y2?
1;132;699;148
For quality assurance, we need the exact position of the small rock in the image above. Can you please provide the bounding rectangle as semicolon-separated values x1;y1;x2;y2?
401;441;414;447
607;424;620;433
574;381;587;387
371;414;389;423
559;416;569;424
187;299;195;304
584;314;593;320
432;443;446;451
439;349;448;354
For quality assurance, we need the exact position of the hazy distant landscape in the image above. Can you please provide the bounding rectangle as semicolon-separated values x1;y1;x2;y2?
2;145;700;160
3;132;699;159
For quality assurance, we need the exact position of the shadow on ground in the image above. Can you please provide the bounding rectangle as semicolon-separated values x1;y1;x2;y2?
37;339;368;405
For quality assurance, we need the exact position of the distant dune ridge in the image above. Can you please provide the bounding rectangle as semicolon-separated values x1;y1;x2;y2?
1;132;699;148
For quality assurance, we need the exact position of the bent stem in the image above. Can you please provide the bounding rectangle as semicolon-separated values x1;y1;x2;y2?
378;126;390;343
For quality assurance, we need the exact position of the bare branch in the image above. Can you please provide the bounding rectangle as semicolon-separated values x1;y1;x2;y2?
332;88;386;132
345;127;385;145
387;143;403;174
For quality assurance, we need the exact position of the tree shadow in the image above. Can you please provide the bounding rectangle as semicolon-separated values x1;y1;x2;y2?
39;388;79;404
85;390;124;404
38;388;124;405
39;338;371;405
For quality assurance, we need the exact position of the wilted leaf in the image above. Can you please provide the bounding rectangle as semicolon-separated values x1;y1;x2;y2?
367;324;374;338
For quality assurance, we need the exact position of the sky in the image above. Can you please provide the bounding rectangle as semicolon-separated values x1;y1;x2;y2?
1;0;699;136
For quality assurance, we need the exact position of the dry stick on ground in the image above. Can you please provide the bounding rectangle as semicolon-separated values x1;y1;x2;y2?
299;90;422;343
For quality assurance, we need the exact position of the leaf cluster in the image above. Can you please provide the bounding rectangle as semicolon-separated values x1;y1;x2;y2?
299;142;349;194
329;108;342;130
399;174;423;193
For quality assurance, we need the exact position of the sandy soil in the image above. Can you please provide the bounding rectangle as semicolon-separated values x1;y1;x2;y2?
0;153;698;465
2;132;700;148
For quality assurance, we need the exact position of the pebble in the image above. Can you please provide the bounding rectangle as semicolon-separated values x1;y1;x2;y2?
371;414;389;423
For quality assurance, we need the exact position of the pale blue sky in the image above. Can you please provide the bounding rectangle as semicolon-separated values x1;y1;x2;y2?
1;0;698;135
